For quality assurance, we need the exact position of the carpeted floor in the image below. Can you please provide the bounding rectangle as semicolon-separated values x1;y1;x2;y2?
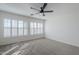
0;38;79;55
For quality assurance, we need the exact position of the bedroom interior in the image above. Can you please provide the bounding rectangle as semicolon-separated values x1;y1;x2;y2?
0;3;79;55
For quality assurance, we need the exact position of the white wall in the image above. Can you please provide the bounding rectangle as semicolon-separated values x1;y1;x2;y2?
46;3;79;47
0;11;45;45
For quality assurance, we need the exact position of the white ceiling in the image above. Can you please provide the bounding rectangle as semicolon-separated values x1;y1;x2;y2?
0;3;54;19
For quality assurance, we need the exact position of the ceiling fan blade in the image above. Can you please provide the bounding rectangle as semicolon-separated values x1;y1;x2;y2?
44;10;53;13
31;12;40;16
35;12;40;14
42;3;47;10
31;7;40;11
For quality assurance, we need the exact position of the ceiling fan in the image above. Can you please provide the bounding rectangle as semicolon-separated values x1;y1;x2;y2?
30;3;53;16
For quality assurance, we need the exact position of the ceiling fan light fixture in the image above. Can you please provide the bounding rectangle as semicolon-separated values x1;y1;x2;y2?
30;3;53;16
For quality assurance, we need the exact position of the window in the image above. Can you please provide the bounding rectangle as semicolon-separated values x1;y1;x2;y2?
4;19;11;37
4;19;11;27
33;22;37;34
30;22;44;35
30;22;34;35
18;20;23;36
4;19;28;37
38;23;43;34
4;18;44;38
37;23;41;34
41;23;43;33
12;20;17;36
24;22;28;35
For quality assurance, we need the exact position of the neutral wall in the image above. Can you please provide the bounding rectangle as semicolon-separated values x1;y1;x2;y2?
0;11;45;45
46;3;79;47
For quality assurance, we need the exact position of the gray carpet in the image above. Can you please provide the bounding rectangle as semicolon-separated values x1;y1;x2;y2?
0;38;79;55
